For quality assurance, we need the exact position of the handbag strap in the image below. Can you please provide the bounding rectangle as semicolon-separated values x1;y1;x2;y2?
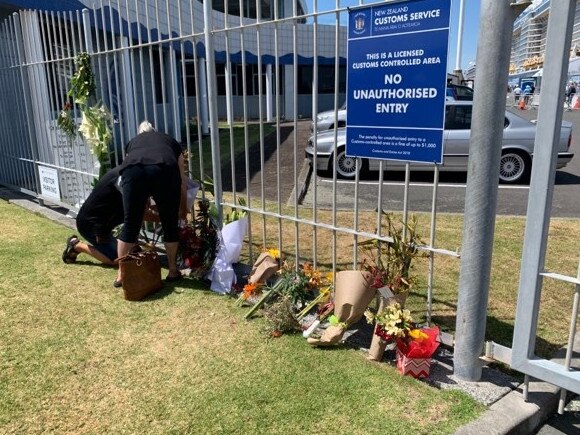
117;249;158;263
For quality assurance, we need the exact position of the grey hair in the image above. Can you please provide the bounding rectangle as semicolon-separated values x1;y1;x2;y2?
138;120;155;134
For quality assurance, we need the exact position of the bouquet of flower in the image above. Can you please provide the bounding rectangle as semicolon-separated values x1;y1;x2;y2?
178;198;218;277
365;303;440;360
276;261;331;307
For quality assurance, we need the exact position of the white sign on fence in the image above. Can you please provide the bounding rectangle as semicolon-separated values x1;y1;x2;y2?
46;120;98;207
38;165;61;201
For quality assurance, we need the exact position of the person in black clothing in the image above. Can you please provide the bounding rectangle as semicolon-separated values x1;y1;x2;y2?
62;166;123;266
115;121;187;286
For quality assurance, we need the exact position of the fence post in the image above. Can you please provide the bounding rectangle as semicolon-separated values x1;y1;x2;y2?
202;0;222;223
512;0;576;368
453;0;531;381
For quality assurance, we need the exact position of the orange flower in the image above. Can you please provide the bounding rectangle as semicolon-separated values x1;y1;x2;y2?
242;282;258;300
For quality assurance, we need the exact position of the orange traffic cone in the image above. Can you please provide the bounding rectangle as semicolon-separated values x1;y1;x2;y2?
518;99;526;110
573;96;580;110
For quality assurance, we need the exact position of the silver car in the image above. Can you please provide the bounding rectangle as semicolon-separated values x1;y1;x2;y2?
305;101;574;184
312;104;346;132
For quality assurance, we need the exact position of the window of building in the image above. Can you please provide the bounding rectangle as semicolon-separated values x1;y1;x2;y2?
185;62;196;96
297;65;346;95
200;1;273;20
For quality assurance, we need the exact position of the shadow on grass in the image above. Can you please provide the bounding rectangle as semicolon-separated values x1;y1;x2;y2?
431;314;561;360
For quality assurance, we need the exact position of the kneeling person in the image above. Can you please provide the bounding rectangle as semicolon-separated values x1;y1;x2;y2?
62;167;124;266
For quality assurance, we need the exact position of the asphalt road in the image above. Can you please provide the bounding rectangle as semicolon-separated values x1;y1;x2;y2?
301;101;580;218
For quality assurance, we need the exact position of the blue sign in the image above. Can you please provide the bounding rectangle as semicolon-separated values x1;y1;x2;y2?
346;0;451;164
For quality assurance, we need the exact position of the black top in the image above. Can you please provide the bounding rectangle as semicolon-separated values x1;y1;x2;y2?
76;167;124;237
121;131;182;169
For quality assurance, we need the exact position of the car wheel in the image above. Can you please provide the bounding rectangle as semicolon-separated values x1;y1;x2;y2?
499;150;531;184
331;147;366;179
337;121;346;128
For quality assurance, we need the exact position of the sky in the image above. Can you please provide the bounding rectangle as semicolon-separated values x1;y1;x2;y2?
304;0;481;72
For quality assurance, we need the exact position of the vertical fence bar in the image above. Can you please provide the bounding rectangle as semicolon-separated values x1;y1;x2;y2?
273;0;282;259
203;0;223;223
134;0;148;121
126;0;141;132
239;0;253;258
223;1;237;204
256;0;267;249
108;0;127;148
118;0;135;137
166;0;180;140
145;0;158;127
427;166;439;324
177;0;192;181
100;0;120;167
402;163;410;239
154;0;168;132
311;0;319;267
189;1;204;184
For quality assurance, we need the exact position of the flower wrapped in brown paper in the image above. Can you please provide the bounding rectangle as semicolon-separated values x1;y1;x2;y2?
307;270;375;346
248;252;279;284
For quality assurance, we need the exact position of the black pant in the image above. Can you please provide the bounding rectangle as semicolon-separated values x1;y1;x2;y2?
119;164;181;243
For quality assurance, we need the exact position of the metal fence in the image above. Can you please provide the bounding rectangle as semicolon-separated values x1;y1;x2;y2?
0;0;578;400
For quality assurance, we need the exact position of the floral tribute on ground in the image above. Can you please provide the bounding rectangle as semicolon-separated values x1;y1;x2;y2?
365;303;440;378
178;199;219;278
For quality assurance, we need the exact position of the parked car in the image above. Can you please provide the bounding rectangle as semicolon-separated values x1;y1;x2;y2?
446;84;474;101
305;101;574;184
312;103;346;132
311;86;474;132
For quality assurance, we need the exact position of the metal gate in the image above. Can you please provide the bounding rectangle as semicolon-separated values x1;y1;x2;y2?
0;0;578;402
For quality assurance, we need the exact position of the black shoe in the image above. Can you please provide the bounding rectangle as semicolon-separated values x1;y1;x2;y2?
62;235;79;264
113;280;123;288
165;273;183;283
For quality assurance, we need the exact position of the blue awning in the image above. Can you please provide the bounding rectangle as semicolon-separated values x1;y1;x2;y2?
2;1;346;66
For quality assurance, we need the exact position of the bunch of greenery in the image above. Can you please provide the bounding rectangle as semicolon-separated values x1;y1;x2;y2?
360;213;424;295
262;296;301;338
56;52;113;179
275;262;330;307
68;52;96;105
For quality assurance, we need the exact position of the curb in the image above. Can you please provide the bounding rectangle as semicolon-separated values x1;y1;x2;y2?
455;333;580;434
288;159;312;206
0;188;76;231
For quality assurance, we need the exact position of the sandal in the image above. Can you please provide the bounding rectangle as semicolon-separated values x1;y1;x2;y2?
165;272;183;283
62;235;79;264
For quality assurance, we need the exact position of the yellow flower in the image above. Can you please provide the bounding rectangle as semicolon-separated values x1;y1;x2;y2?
409;329;429;341
267;248;280;260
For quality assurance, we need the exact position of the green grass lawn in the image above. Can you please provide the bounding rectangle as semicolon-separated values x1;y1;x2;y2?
0;200;483;434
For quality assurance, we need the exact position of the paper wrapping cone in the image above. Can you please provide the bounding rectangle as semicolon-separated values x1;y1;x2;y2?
368;295;388;361
306;325;345;346
308;270;375;347
333;270;375;323
368;289;409;361
248;252;279;284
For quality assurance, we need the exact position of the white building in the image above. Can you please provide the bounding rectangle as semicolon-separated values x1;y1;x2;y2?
0;0;347;143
